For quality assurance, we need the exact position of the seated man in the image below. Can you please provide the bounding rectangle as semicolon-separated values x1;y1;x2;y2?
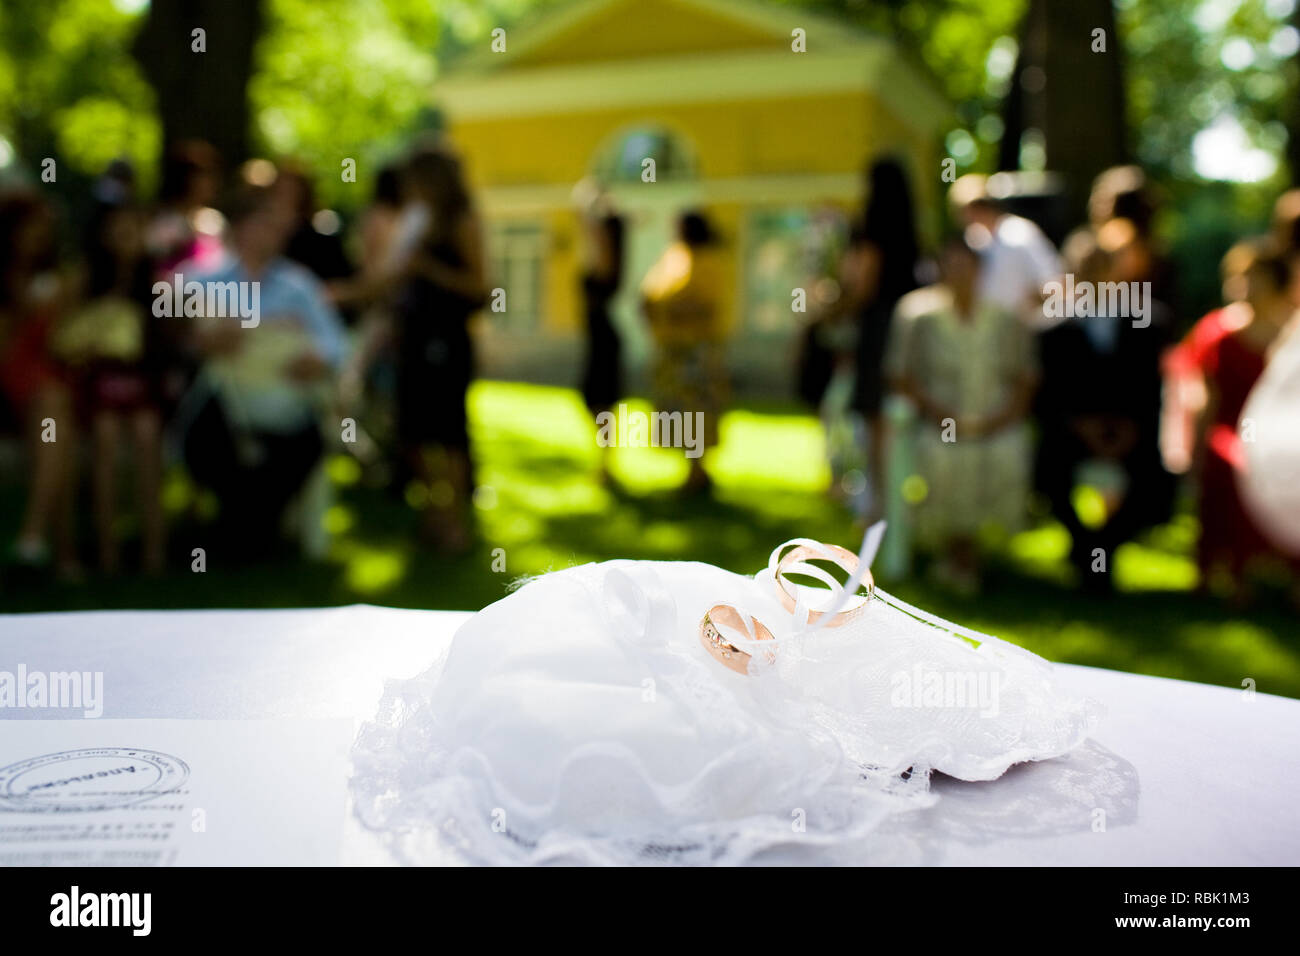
178;178;347;559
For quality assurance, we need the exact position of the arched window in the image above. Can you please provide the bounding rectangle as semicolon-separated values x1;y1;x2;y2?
591;125;696;183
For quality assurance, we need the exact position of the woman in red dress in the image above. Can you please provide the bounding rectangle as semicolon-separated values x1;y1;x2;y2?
1172;241;1296;598
0;189;78;574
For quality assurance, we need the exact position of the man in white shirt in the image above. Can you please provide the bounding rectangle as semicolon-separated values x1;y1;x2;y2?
950;174;1062;325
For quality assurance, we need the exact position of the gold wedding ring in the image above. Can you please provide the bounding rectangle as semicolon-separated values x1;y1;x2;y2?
699;605;775;675
772;542;874;627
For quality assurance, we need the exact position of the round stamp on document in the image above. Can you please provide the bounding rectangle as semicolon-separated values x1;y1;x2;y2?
0;748;190;813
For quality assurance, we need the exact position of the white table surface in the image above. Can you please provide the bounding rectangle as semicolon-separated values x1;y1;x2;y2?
2;604;1298;866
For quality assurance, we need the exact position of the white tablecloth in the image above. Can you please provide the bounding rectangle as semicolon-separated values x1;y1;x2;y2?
2;604;1297;865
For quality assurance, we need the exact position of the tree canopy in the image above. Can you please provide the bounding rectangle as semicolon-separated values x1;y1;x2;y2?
0;0;1295;227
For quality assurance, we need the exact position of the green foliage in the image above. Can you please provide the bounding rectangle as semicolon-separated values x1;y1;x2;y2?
1119;0;1299;318
788;0;1297;186
0;0;157;189
1122;0;1296;183
3;0;1295;216
249;0;441;212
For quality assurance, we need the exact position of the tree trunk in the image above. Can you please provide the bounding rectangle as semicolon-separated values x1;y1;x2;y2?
1001;0;1127;223
132;0;263;174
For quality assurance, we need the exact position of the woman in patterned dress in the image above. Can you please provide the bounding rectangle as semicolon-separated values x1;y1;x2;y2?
885;234;1039;592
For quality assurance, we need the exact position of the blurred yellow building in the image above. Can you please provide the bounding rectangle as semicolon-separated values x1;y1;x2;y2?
435;0;950;386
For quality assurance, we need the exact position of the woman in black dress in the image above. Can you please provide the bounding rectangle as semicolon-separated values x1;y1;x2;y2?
579;208;625;476
844;158;920;519
395;146;487;551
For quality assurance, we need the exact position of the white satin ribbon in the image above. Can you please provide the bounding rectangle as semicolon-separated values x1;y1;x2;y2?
768;522;885;634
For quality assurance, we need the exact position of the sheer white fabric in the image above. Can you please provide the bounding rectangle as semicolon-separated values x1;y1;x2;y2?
351;546;1099;864
1240;321;1300;554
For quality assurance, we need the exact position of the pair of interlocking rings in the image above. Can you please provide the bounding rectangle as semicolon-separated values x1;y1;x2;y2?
698;542;875;675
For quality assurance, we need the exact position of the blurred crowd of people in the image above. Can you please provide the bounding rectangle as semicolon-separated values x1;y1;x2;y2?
0;135;749;581
0;138;491;576
806;160;1300;601
3;138;1298;605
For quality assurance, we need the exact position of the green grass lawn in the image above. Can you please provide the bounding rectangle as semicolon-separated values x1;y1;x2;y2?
3;379;1298;698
